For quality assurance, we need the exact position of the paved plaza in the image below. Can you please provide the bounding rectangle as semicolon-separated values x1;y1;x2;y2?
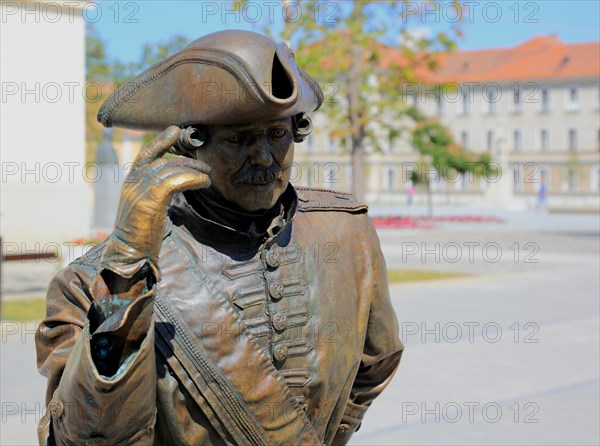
1;209;599;445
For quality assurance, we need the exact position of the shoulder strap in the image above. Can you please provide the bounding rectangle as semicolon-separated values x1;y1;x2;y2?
154;295;269;446
295;187;368;213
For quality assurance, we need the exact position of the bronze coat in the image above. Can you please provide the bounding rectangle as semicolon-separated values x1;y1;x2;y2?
36;187;403;446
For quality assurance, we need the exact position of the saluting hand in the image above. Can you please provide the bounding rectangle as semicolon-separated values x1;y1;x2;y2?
100;126;211;281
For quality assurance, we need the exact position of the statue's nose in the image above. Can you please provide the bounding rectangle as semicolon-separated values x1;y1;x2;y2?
249;135;273;168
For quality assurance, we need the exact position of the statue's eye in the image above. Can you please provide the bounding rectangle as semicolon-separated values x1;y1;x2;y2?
224;134;242;144
270;128;287;139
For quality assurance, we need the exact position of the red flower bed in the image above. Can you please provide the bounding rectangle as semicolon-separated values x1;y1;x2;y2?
371;215;503;229
371;216;428;229
431;215;504;223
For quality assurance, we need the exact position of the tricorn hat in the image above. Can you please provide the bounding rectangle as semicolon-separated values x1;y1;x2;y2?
97;30;323;131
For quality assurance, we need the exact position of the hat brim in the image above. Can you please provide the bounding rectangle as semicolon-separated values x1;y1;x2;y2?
97;44;323;132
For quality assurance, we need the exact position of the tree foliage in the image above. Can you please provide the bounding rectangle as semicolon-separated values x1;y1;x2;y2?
407;106;495;215
85;23;112;82
112;35;188;81
408;107;493;178
85;24;187;82
86;3;493;210
85;24;188;160
240;0;465;200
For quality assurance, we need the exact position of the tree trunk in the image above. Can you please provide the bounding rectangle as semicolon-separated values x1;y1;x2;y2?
348;45;365;201
426;180;433;217
351;142;366;201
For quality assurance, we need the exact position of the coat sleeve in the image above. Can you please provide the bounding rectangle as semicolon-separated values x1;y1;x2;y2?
35;249;158;446
332;218;404;446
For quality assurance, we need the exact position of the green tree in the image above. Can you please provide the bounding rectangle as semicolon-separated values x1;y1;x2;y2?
85;27;189;158
85;23;111;81
113;35;189;81
407;107;495;216
240;0;464;201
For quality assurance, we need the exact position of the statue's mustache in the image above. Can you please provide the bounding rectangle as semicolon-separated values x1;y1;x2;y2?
231;163;282;186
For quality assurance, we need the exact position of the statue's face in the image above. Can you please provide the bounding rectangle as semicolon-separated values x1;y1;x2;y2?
193;118;295;211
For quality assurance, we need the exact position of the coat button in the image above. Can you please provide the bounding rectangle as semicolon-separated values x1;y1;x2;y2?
266;251;280;268
273;344;288;361
50;400;64;419
272;313;288;331
338;424;350;434
269;282;284;300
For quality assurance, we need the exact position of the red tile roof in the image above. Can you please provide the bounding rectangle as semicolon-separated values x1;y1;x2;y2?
429;35;599;83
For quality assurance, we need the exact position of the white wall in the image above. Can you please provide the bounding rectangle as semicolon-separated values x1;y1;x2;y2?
1;1;88;248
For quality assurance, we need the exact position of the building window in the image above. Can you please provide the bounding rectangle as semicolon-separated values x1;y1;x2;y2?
408;94;417;107
324;163;337;189
460;172;469;191
387;134;396;153
513;87;521;112
512;166;522;191
306;134;314;153
566;168;578;191
435;92;443;116
405;163;416;184
306;162;314;187
568;128;578;151
479;175;489;191
513;129;522;152
453;172;463;191
430;172;440;191
384;167;396;191
328;136;336;153
567;86;579;110
461;89;470;115
486;130;495;151
540;129;549;151
540;87;550;112
593;166;600;192
345;164;353;191
461;131;469;150
486;89;496;114
539;166;550;187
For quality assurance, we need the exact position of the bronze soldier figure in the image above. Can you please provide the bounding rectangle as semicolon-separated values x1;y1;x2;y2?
36;30;403;446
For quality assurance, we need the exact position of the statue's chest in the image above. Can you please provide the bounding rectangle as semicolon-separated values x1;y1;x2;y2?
160;231;312;399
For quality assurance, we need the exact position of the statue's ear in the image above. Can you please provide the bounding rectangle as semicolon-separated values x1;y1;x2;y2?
170;126;207;156
292;113;312;143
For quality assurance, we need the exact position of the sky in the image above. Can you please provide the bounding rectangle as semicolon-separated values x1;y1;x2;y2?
93;0;600;64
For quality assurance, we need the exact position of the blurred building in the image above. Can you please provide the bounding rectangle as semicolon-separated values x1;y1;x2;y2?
1;1;88;247
297;36;600;212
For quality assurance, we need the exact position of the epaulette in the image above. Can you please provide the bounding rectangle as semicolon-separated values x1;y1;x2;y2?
296;187;368;213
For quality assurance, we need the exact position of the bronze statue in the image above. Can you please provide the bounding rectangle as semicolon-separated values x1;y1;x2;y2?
35;30;403;446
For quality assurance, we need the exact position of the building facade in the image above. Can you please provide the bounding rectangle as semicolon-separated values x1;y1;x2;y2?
294;36;600;212
1;1;88;247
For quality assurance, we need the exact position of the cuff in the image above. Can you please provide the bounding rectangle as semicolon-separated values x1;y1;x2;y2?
100;233;161;282
331;401;369;446
49;320;157;445
87;288;155;377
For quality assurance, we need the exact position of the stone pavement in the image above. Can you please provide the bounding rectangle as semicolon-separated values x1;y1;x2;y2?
350;210;599;445
1;209;599;445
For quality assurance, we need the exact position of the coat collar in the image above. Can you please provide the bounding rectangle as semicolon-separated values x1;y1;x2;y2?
168;184;298;251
